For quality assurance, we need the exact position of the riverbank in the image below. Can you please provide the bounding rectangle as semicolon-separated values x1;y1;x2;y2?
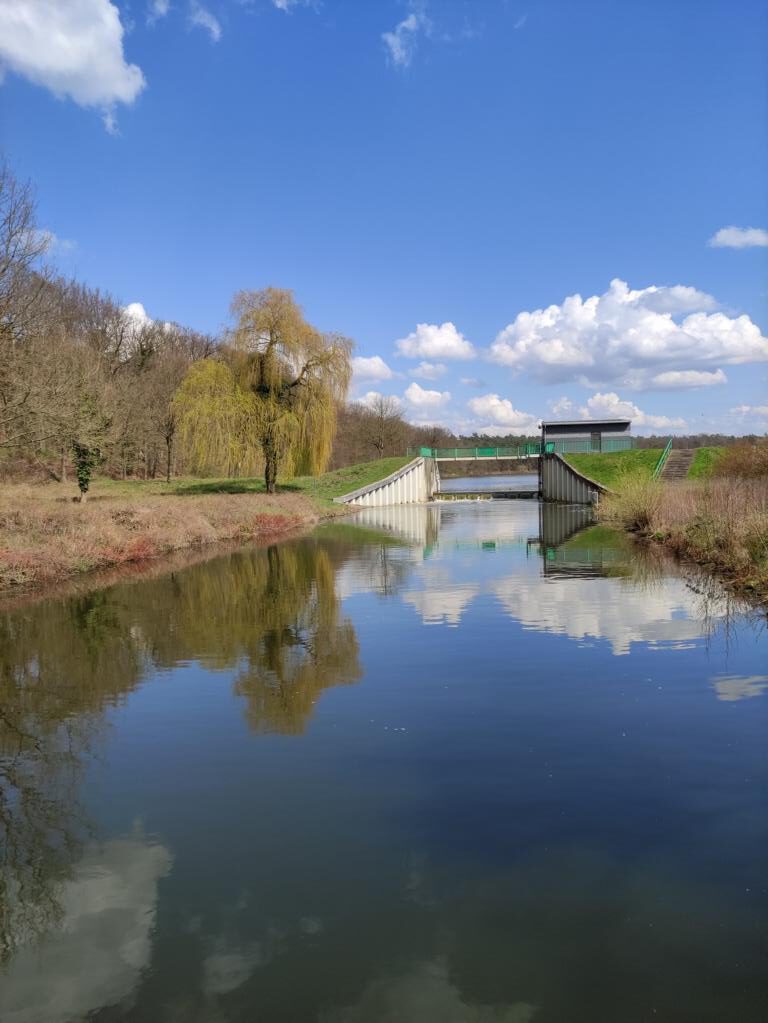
599;476;768;603
0;457;409;594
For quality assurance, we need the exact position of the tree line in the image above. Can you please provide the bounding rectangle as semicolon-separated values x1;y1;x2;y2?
2;161;760;496
0;161;355;496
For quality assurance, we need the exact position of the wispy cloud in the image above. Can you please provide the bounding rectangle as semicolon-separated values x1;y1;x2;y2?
708;226;768;249
33;228;77;256
382;4;431;69
147;0;171;23
513;14;527;30
272;0;316;10
189;1;221;42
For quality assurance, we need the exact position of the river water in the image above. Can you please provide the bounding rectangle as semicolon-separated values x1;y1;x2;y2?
0;498;766;1022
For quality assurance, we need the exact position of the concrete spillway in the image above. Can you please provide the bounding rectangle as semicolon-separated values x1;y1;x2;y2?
335;453;607;507
333;457;439;507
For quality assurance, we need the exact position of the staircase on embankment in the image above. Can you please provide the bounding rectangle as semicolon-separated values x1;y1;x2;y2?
659;448;694;482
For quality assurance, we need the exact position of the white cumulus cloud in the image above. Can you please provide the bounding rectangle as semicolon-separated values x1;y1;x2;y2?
123;302;153;330
708;226;768;249
404;382;451;408
356;390;403;411
467;393;539;434
0;0;145;128
410;361;447;380
382;6;430;68
581;392;686;430
189;1;221;41
489;278;768;388
351;355;394;383
396;322;475;361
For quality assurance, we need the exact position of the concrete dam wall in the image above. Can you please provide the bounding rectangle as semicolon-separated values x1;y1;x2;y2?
334;457;439;507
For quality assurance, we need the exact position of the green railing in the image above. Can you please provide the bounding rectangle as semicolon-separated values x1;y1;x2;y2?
409;444;542;459
547;437;635;454
410;437;635;459
652;437;674;479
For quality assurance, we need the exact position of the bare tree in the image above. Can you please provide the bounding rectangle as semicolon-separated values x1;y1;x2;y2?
358;394;406;457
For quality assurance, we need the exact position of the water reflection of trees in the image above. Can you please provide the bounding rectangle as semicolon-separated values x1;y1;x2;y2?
0;533;377;961
230;543;362;734
0;591;150;961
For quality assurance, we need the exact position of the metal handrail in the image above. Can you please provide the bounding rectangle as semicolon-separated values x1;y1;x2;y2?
652;438;674;479
407;438;635;459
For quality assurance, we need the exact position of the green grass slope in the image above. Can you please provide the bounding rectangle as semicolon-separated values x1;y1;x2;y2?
565;449;662;488
95;456;413;505
688;446;725;479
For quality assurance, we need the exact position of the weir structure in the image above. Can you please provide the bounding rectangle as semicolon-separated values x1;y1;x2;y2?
334;450;608;507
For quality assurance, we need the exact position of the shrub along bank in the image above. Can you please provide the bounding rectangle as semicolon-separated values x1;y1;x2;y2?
599;475;768;602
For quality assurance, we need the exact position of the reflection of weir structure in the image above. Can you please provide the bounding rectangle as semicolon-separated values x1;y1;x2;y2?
352;504;441;549
530;504;624;578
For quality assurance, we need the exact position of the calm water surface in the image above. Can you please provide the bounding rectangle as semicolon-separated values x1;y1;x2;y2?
1;500;766;1022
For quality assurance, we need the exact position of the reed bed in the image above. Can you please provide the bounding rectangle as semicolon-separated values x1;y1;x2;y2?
600;476;768;600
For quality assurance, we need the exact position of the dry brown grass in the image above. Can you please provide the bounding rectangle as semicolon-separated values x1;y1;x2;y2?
0;482;331;592
601;476;768;600
714;439;768;479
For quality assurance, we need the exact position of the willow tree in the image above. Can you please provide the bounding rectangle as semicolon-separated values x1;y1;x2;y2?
230;288;352;492
173;358;261;478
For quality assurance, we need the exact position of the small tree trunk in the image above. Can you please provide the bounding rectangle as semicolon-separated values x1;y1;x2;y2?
165;436;173;484
60;445;67;482
265;455;278;494
264;436;278;494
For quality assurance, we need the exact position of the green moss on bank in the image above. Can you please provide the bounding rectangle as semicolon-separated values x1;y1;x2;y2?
565;449;662;488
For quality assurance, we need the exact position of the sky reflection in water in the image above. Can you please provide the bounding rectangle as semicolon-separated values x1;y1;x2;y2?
0;499;766;1022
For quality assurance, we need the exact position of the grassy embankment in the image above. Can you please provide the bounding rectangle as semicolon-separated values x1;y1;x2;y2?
0;456;410;592
565;448;662;488
572;445;768;601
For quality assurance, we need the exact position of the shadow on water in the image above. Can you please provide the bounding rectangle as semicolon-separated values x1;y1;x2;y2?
0;500;766;1021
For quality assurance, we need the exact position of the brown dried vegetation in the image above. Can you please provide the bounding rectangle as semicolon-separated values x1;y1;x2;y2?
0;484;324;592
601;474;768;601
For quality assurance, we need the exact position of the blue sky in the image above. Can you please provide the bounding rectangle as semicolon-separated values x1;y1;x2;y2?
1;0;767;434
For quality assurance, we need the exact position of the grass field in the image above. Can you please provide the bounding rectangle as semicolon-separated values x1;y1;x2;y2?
565;449;662;488
92;455;412;505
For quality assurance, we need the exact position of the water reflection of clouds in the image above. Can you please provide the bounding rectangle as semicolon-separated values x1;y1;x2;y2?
402;562;480;626
0;838;171;1023
323;958;536;1023
493;576;706;656
711;674;768;702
